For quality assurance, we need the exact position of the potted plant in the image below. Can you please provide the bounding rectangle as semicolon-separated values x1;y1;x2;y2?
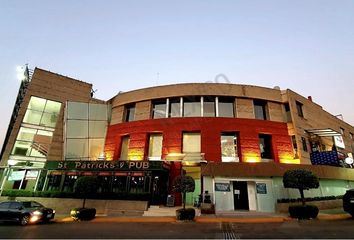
70;176;98;221
283;169;320;219
173;175;196;221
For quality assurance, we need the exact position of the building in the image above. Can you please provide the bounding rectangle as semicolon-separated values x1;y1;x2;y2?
1;67;353;212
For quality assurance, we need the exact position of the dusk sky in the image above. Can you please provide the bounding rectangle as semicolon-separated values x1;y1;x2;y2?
1;0;354;149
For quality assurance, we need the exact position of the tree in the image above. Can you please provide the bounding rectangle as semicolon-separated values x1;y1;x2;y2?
74;176;99;208
283;169;319;206
173;175;195;209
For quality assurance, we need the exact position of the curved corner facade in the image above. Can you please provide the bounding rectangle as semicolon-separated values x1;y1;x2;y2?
1;68;354;213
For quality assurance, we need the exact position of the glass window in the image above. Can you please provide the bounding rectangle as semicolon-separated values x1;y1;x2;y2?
66;139;89;159
152;100;167;119
296;101;304;118
259;134;272;159
27;97;46;112
40;112;59;128
148;134;163;160
89;121;106;138
11;127;53;158
203;96;215;117
125;104;135;122
23;109;42;125
183;97;201;117
120;136;130;160
169;98;181;117
254;100;267;120
183;133;201;153
350;133;353;140
17;128;36;141
44;100;62;114
340;128;345;135
9;202;23;209
218;97;234;117
112;176;127;193
221;133;239;162
89;139;105;160
0;202;11;209
67;102;88;120
89;104;107;120
23;97;62;128
66;120;88;138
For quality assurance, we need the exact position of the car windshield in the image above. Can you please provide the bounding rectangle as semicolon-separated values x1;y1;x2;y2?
22;201;44;208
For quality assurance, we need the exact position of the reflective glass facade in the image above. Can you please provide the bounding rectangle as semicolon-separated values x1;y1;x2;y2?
65;102;108;160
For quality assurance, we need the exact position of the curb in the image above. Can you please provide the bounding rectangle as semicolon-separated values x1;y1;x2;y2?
55;214;351;224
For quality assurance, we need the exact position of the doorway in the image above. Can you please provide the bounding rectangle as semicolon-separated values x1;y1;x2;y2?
233;181;249;210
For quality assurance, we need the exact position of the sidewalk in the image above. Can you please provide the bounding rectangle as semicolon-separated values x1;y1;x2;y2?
55;208;352;224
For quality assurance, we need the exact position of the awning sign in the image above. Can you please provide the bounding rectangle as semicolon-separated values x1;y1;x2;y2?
45;160;168;171
334;135;345;149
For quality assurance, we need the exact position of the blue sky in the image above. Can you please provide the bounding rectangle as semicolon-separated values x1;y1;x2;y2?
1;0;354;149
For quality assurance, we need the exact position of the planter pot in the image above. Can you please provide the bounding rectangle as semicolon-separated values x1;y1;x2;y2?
176;208;195;221
70;208;96;221
288;205;319;219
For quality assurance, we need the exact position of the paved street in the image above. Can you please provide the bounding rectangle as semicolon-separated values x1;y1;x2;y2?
0;218;354;239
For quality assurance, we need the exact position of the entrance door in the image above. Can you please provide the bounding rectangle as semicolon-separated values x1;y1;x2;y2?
233;181;249;210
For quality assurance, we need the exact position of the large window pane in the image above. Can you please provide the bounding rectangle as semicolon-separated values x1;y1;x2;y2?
89;121;106;138
40;112;59;128
44;100;62;114
148;134;163;160
89;139;105;160
67;102;88;120
89;104;107;120
66;120;88;138
23;109;42;125
183;97;201;117
221;133;239;162
17;128;36;141
152;100;167;119
66;139;89;159
120;136;130;160
169;98;180;117
218;97;234;117
27;97;46;112
183;133;201;153
203;97;215;117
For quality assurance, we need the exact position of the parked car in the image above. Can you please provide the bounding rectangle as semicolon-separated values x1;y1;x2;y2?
0;200;55;226
343;189;354;217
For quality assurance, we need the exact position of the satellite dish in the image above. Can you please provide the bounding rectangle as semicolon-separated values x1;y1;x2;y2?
345;157;354;165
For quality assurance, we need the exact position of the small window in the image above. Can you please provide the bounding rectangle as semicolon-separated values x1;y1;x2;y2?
120;136;130;160
296;101;304;118
291;135;297;152
259;134;272;159
350;132;353;140
254;100;267;120
182;132;201;153
125;104;135;122
301;137;308;152
340;128;345;135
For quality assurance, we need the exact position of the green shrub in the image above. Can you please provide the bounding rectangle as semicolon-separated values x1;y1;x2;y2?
288;205;319;219
70;208;96;221
176;208;195;221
